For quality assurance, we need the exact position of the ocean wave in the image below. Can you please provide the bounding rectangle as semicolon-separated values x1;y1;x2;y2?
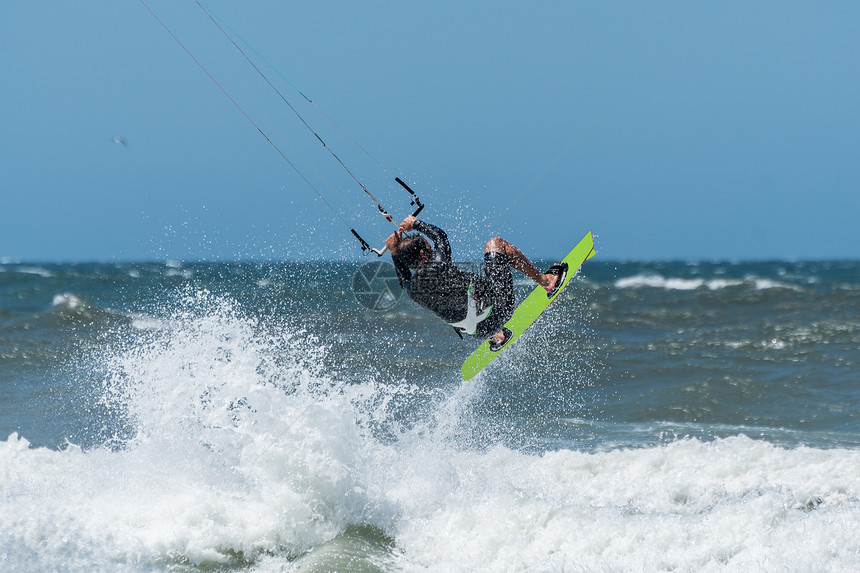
2;432;858;572
51;292;88;311
614;273;801;291
1;289;859;572
46;292;124;324
11;265;53;278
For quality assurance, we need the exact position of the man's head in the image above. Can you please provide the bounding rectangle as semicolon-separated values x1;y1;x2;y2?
395;234;432;269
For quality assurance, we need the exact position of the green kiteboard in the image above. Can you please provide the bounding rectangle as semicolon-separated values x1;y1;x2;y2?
461;231;596;380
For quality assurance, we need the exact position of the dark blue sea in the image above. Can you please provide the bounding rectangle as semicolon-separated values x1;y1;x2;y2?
2;257;859;571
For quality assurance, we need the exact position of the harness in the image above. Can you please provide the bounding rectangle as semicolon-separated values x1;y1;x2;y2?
446;283;493;336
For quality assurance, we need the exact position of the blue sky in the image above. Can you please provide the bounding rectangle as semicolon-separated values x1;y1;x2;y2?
2;1;858;262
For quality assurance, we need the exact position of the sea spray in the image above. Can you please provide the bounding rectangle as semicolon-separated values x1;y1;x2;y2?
2;288;403;569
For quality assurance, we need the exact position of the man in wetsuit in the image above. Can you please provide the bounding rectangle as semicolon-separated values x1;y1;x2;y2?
385;215;563;350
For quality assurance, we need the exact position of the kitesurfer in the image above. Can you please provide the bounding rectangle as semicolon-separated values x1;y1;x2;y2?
386;215;565;350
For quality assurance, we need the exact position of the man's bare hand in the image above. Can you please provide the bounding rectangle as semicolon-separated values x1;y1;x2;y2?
400;215;417;233
385;229;403;255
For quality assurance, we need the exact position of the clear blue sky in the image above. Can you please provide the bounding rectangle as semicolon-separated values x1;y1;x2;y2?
3;1;858;262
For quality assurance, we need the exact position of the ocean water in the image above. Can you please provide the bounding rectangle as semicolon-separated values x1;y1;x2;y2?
1;258;859;572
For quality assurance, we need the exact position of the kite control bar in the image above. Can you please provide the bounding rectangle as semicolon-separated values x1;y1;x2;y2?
352;178;425;257
352;202;424;256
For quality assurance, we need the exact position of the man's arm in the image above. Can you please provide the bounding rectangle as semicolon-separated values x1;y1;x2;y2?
400;214;452;261
414;220;451;261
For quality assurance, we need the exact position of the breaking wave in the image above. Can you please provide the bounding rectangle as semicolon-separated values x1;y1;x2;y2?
2;289;859;572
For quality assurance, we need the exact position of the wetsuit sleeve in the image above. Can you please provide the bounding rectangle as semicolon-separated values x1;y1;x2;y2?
413;220;452;262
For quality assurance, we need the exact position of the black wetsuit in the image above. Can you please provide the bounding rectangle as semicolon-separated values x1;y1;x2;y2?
392;221;515;339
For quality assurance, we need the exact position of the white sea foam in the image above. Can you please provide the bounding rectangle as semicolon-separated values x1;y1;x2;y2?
1;289;858;572
130;314;168;330
166;268;194;279
52;292;86;310
614;273;801;292
615;274;712;290
749;276;803;291
16;266;53;278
